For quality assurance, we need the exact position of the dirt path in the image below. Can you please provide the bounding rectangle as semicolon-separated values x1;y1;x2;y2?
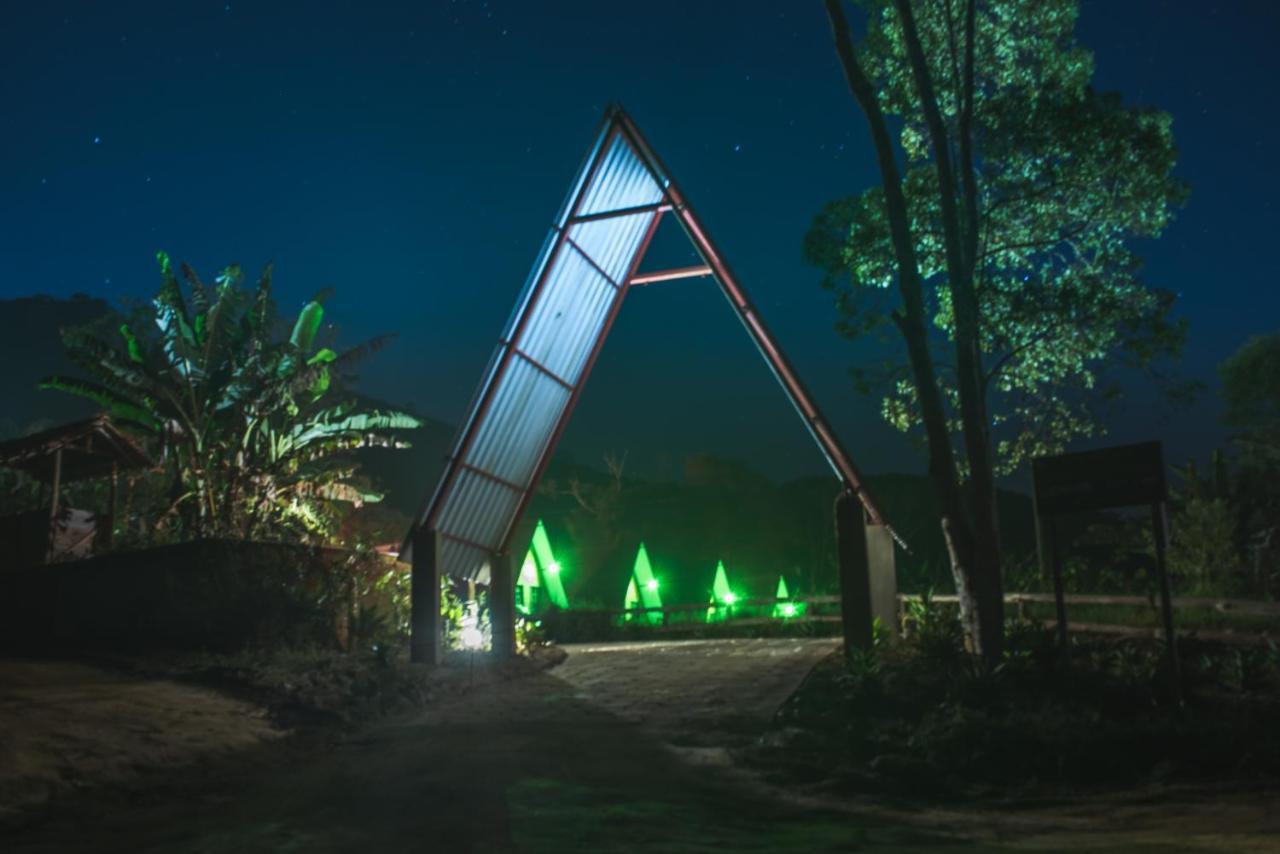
4;648;950;854
554;638;839;745
4;642;1278;852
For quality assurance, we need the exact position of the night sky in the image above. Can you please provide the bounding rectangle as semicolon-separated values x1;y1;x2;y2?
3;1;1277;484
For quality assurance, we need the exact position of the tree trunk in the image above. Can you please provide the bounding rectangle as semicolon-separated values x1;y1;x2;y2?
827;0;1003;662
892;0;1003;661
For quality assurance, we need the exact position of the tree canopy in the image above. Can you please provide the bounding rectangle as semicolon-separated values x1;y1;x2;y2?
809;0;1187;473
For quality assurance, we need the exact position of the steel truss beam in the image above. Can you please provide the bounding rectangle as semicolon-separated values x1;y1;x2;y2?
629;264;713;286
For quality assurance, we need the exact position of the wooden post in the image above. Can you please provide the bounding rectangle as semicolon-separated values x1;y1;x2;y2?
45;447;63;564
1151;501;1183;701
489;549;516;661
410;526;442;665
1048;519;1070;655
1036;510;1070;654
835;490;873;657
865;520;898;642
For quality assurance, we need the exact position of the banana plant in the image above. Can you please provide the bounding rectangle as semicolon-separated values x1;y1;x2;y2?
42;251;419;542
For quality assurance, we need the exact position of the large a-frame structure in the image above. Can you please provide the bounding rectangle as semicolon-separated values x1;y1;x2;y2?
407;106;900;662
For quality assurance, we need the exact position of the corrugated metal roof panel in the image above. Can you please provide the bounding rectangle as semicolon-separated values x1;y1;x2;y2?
568;211;655;285
421;119;664;581
515;250;616;387
464;359;571;487
440;537;489;584
437;469;522;556
576;134;664;217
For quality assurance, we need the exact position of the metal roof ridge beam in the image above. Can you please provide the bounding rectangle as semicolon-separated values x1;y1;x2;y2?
567;201;670;225
437;529;498;554
561;231;624;290
629;264;713;286
508;344;577;391
457;461;526;493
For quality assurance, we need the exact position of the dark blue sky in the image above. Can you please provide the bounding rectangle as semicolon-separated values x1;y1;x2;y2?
2;1;1277;482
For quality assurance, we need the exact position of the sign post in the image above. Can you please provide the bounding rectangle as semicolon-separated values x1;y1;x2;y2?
1031;441;1181;698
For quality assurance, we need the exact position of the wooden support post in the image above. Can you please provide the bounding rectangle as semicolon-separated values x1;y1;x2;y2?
45;447;63;564
410;526;442;665
489;550;516;661
1151;501;1183;701
1037;512;1070;655
836;490;873;657
865;519;898;642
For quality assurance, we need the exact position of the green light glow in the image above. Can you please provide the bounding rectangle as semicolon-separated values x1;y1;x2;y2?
517;557;538;614
530;519;569;610
629;542;663;624
624;576;639;614
772;575;803;619
519;559;539;587
707;560;735;622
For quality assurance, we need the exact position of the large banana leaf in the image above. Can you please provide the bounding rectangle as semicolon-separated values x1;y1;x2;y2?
119;324;145;365
39;376;160;430
289;300;325;352
286;407;421;450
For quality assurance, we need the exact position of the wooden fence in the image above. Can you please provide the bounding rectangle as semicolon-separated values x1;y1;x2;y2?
579;592;1279;645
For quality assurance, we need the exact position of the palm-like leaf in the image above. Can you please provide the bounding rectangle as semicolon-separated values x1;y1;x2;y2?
39;376;159;430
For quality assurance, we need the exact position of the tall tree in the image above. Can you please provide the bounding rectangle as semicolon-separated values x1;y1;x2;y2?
818;0;1185;661
1220;332;1280;466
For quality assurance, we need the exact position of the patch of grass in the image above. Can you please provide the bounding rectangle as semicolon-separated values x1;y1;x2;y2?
752;616;1280;802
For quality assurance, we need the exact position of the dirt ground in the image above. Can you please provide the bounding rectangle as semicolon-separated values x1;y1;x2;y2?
3;641;1279;852
0;658;281;822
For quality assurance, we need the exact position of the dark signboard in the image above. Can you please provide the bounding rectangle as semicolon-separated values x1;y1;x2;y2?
1031;441;1166;516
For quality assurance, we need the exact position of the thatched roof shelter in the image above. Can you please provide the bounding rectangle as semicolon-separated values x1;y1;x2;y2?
0;415;150;484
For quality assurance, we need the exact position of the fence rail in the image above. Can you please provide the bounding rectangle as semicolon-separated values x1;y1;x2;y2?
899;592;1280;619
563;591;1278;644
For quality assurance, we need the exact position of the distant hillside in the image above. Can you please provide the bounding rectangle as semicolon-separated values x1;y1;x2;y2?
0;294;117;436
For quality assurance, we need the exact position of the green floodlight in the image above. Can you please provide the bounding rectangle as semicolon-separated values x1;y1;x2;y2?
631;543;663;625
517;556;539;614
772;575;803;619
530;519;569;609
623;576;639;615
707;560;735;622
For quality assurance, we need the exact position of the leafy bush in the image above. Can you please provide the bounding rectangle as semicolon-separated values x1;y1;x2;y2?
42;252;418;544
762;618;1280;799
